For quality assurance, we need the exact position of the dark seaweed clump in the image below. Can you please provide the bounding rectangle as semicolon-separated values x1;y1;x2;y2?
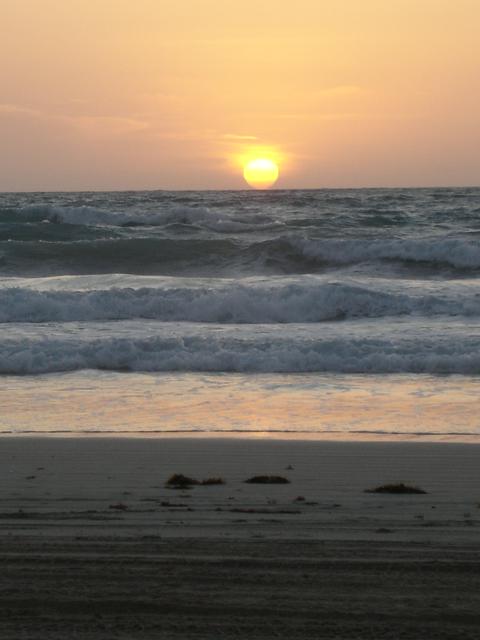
166;474;225;488
166;474;199;489
201;477;225;486
245;475;290;484
365;483;427;495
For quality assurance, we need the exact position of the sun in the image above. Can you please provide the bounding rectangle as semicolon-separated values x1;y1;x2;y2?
243;158;279;189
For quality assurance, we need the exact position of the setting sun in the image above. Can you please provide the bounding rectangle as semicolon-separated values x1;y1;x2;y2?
243;159;279;189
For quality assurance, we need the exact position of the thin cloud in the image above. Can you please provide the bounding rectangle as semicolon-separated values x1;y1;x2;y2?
316;85;364;97
67;115;148;135
0;103;148;136
275;112;424;121
221;133;258;141
0;103;43;117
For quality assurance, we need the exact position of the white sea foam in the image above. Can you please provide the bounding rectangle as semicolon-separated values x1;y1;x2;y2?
287;235;480;269
0;278;479;323
1;319;479;375
13;204;279;233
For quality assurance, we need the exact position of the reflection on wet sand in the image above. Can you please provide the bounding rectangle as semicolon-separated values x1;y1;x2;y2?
1;372;479;441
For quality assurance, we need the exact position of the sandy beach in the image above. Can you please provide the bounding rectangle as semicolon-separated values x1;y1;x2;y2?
2;437;480;638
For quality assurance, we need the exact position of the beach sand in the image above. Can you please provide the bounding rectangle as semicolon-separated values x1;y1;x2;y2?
1;437;480;638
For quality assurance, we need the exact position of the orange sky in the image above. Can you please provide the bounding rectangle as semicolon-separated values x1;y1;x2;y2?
1;0;479;190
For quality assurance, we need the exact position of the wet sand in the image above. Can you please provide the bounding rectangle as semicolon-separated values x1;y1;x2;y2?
1;437;480;639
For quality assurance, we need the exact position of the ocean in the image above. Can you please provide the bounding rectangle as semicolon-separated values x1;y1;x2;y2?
1;187;479;439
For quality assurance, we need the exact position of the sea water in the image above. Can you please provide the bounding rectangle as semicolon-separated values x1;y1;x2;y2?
1;188;479;439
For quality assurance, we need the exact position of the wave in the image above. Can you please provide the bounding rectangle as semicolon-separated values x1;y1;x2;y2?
0;203;282;233
2;234;480;277
1;280;479;323
0;237;241;276
1;331;479;375
284;235;480;270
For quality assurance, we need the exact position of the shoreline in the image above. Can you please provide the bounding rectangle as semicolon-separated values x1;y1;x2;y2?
2;371;480;441
3;431;480;442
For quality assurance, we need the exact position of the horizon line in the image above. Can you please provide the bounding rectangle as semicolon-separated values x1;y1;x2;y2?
1;184;479;195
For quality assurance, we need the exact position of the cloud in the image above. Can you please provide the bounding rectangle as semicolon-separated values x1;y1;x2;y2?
0;103;43;117
276;112;364;121
316;85;364;97
275;111;424;121
221;133;258;141
67;115;148;136
0;103;148;137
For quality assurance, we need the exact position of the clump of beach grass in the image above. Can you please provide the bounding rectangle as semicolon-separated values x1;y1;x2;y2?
365;483;427;495
245;475;290;484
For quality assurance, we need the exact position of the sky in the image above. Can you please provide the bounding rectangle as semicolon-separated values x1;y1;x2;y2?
1;0;479;191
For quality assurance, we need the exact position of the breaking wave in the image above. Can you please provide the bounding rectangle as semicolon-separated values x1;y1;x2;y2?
1;234;480;277
1;331;479;375
284;235;480;270
1;280;479;323
0;203;282;233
